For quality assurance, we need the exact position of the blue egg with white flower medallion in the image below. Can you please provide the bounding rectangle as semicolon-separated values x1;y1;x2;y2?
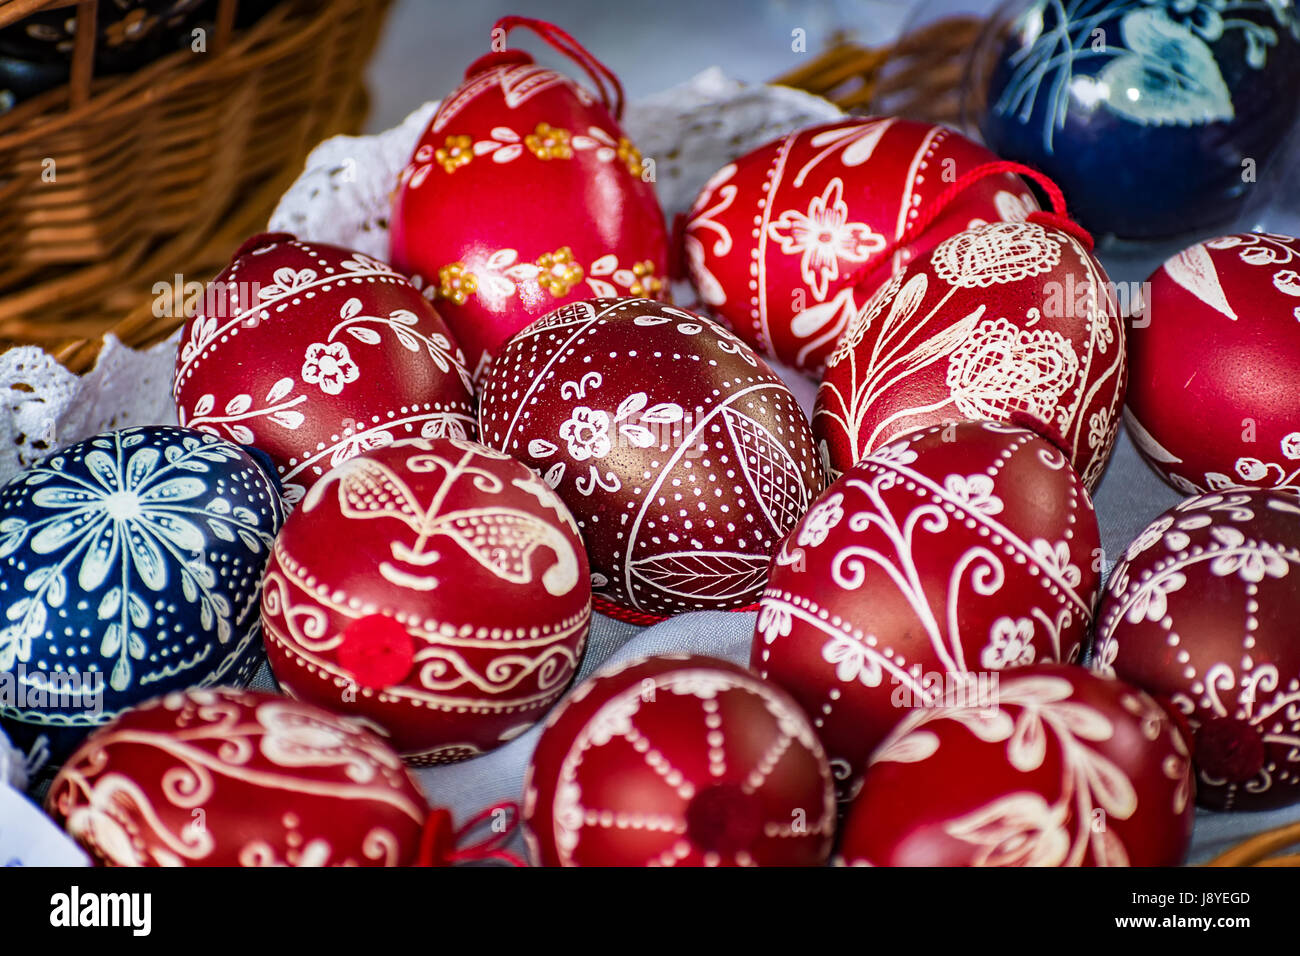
977;0;1300;239
0;425;284;772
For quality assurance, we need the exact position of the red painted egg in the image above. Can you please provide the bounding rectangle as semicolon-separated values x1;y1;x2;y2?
261;437;591;765
1126;233;1300;494
390;42;669;383
682;118;1039;376
815;220;1126;491
478;297;824;616
46;688;428;867
753;420;1101;800
838;664;1194;866
1093;489;1300;811
523;654;836;867
173;233;476;507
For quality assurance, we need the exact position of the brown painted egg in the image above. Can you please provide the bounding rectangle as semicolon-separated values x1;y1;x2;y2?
1093;488;1300;810
173;233;477;507
261;437;591;766
682;117;1038;376
478;297;824;616
815;220;1126;491
1126;233;1300;494
523;654;836;866
753;420;1101;800
838;664;1195;866
46;688;429;866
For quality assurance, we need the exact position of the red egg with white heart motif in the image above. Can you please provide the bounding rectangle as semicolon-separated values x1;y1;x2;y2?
478;297;825;616
683;118;1039;376
260;437;591;766
390;36;669;384
523;654;836;867
173;233;477;507
837;664;1194;866
753;420;1101;801
46;688;429;867
1093;489;1300;811
815;220;1126;491
1126;233;1300;495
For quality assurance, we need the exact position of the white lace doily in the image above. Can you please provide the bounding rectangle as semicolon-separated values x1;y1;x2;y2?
0;70;838;488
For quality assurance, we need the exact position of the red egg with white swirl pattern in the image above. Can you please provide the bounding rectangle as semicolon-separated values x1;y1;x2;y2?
46;688;429;867
838;664;1194;867
523;654;836;867
682;117;1039;376
753;420;1101;800
478;297;825;616
260;437;591;766
1093;488;1300;811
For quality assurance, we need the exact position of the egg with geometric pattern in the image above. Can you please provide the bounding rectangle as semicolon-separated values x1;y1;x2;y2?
0;426;284;771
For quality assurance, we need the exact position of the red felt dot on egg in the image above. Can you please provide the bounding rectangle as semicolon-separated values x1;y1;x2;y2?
338;614;415;688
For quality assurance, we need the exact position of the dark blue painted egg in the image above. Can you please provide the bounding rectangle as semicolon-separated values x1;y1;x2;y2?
978;0;1300;239
0;426;284;772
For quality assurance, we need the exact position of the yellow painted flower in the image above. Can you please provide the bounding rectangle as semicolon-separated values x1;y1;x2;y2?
435;135;473;174
437;262;477;304
525;123;573;160
536;247;584;297
617;137;644;177
629;260;664;298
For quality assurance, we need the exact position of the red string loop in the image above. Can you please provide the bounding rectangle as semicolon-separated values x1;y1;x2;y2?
414;801;528;867
492;16;625;120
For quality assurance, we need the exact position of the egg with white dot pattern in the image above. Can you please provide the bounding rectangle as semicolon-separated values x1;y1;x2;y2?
478;297;825;616
753;420;1101;801
1092;488;1300;811
172;232;477;508
523;654;836;867
0;426;284;770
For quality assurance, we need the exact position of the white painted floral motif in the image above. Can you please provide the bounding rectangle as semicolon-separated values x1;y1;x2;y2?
980;616;1037;670
301;342;360;396
767;178;886;300
932;221;1063;289
797;492;845;548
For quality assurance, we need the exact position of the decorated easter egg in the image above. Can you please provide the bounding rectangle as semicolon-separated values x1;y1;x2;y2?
46;688;428;866
390;28;669;382
173;233;476;507
838;664;1195;866
261;437;590;766
1093;489;1300;810
478;298;824;616
523;654;836;867
1126;233;1300;494
682;117;1039;375
976;0;1300;239
753;420;1101;800
815;220;1126;491
0;426;284;768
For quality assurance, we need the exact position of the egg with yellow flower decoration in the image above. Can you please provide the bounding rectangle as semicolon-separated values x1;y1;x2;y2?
390;17;669;386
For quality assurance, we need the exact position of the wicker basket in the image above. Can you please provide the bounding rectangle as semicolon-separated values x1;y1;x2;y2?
0;0;391;372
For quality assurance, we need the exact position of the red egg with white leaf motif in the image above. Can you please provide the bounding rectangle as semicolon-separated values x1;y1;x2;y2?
173;233;477;507
683;118;1039;376
390;30;669;383
837;664;1195;867
260;437;591;766
523;654;836;867
753;420;1101;801
814;219;1126;491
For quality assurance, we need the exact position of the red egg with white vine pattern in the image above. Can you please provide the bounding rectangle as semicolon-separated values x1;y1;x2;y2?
682;117;1039;376
838;664;1194;867
172;233;476;507
523;654;836;866
753;420;1101;801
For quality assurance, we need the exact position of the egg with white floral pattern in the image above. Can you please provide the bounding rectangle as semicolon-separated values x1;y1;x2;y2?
838;664;1195;866
172;232;477;507
753;420;1101;801
0;426;284;771
47;688;428;866
1092;488;1300;811
478;297;825;616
